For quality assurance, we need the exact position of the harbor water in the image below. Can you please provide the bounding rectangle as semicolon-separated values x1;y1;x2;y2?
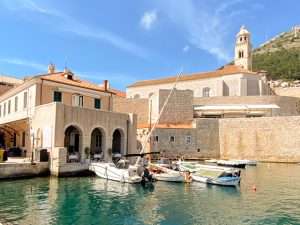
0;163;299;225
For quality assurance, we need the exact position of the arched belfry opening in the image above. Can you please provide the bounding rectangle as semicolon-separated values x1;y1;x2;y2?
64;125;82;162
112;129;124;155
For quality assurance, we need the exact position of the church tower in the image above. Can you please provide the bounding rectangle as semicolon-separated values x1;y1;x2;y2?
234;25;252;71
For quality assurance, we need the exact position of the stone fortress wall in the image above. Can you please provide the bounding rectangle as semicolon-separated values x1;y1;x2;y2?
219;116;300;162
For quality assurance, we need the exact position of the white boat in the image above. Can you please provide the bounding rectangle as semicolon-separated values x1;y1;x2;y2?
90;162;142;184
149;163;186;182
177;162;240;186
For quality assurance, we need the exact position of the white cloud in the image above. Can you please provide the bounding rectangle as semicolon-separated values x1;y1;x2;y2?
154;0;249;62
1;0;149;59
183;45;190;53
0;57;47;71
140;10;158;30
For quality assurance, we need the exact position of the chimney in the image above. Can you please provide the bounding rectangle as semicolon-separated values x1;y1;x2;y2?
63;67;74;80
48;63;56;74
104;80;110;91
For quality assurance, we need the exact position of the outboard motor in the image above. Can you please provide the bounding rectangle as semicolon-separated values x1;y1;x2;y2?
141;167;153;186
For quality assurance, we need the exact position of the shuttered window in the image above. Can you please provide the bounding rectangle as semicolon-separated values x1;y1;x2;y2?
53;91;62;102
94;98;101;109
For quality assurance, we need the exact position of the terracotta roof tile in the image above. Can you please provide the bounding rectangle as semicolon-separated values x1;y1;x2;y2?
41;72;123;95
128;65;258;88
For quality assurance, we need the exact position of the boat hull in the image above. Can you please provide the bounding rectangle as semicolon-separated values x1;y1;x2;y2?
90;163;142;184
153;173;185;182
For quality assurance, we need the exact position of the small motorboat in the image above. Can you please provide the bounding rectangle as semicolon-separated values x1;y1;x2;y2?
177;161;241;187
217;160;246;168
149;163;187;182
90;161;142;184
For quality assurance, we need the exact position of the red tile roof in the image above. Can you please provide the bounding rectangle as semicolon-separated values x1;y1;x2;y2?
40;72;123;95
128;65;258;88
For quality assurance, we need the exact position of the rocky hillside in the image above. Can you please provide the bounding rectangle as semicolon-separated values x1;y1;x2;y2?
253;26;300;80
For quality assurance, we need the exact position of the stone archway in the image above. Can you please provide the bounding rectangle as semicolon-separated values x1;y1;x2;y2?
64;125;82;162
112;129;124;155
90;128;105;160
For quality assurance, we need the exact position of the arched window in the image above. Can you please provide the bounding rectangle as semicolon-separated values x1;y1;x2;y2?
203;87;210;97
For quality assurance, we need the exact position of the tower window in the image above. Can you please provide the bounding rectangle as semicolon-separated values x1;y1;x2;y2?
239;51;244;58
244;36;247;41
240;37;243;42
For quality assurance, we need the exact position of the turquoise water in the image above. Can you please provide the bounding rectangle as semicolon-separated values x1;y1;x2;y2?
0;163;300;225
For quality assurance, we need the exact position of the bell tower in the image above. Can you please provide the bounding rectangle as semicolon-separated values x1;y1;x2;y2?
234;25;252;71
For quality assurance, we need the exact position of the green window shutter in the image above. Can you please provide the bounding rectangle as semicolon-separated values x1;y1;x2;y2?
94;98;101;109
54;91;62;102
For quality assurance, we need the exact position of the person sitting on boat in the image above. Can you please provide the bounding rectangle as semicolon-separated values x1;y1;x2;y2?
184;171;192;183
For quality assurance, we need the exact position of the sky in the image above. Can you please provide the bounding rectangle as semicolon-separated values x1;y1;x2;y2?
0;0;299;90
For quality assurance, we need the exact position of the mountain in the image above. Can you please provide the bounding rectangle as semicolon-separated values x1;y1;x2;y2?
253;26;300;80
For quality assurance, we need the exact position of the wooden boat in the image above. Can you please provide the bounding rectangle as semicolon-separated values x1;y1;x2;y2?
149;163;186;182
217;160;246;168
177;162;240;186
90;162;142;184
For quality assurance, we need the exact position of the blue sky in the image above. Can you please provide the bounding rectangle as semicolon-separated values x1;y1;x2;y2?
0;0;299;90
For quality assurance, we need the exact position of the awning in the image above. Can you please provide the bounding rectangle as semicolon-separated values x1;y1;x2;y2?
194;104;280;111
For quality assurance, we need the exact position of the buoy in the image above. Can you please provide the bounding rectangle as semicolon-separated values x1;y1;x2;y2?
252;185;257;192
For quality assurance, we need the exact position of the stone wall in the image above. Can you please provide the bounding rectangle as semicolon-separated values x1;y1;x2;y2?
274;87;300;98
158;89;194;124
50;147;89;176
193;96;300;116
219;116;300;162
113;96;149;124
147;119;220;159
0;162;49;179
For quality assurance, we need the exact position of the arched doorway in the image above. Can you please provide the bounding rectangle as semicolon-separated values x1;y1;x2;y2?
112;129;123;155
64;125;82;162
90;128;105;160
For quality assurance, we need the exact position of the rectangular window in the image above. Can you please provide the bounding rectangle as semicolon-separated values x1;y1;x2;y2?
169;136;175;143
94;98;101;109
15;96;18;112
3;103;6;116
53;91;62;102
8;100;11;114
72;94;83;107
22;132;26;147
185;136;192;145
154;136;159;143
23;92;28;108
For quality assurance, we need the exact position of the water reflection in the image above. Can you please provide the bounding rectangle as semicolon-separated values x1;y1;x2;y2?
0;163;299;225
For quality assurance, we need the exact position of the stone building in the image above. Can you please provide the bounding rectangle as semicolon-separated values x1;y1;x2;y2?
113;26;300;162
0;65;137;175
127;26;266;99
